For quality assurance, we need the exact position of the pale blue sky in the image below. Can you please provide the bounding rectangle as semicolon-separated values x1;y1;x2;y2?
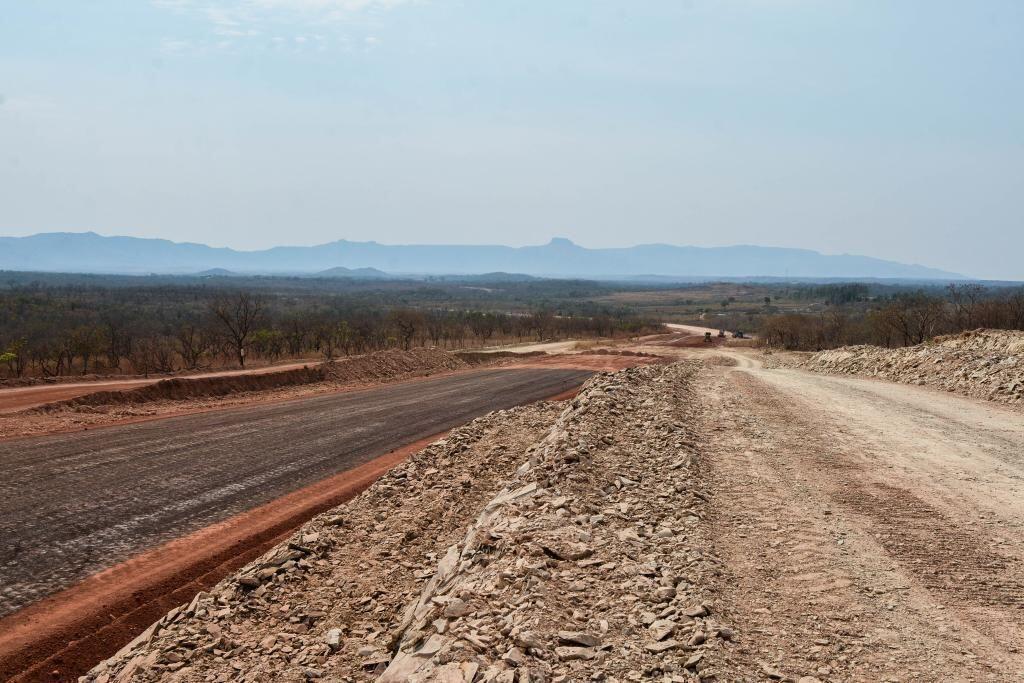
1;1;1021;278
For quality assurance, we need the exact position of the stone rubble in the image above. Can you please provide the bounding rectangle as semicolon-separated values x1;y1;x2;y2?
81;401;563;683
83;361;744;682
379;362;729;683
790;329;1024;407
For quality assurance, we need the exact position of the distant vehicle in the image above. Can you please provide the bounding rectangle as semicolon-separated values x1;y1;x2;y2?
733;331;745;338
704;332;712;343
718;330;727;338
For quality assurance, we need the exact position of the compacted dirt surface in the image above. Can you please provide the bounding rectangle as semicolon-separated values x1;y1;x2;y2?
7;336;1024;682
0;367;596;682
700;352;1024;680
0;368;591;618
0;349;490;440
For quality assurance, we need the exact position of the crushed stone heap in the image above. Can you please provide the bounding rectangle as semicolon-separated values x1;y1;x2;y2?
85;361;732;682
797;329;1024;407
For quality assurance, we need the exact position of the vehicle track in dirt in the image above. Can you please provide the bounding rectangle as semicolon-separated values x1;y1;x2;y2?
699;355;1024;680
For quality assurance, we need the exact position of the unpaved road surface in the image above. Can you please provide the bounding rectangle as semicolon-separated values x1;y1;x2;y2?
0;367;589;618
701;352;1024;679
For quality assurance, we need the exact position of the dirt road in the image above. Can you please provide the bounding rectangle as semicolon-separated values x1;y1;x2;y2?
665;322;722;336
0;367;589;619
700;353;1024;680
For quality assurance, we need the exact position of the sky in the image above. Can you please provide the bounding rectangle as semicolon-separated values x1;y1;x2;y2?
1;1;1022;279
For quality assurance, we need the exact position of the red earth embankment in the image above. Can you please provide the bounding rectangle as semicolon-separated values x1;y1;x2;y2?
28;349;479;414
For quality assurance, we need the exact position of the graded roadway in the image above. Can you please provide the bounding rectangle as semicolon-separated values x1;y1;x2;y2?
0;367;589;618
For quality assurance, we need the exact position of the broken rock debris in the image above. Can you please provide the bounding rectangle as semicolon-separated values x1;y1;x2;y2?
84;362;748;682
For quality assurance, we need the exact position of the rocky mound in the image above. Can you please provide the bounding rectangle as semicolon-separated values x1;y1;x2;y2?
799;329;1024;407
85;362;740;682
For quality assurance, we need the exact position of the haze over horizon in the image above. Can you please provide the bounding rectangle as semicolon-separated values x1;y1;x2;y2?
0;231;965;280
2;2;1022;279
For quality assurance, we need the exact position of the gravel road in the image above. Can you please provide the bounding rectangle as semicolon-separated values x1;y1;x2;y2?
0;367;590;617
701;353;1024;678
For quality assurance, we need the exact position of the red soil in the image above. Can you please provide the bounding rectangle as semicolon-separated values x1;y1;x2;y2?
0;359;634;683
0;433;445;683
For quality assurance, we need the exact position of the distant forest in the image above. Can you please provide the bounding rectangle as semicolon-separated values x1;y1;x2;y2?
3;271;1023;378
756;283;1024;350
0;272;661;378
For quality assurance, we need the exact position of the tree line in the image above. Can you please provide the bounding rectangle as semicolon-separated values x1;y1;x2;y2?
759;284;1024;351
0;284;661;378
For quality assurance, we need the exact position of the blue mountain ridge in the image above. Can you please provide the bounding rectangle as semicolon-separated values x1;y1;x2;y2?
0;232;962;279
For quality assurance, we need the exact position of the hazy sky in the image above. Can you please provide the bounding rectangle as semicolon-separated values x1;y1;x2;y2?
1;1;1022;279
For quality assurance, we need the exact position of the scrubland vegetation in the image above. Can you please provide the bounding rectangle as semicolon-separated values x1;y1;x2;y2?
757;284;1024;350
0;273;660;378
4;271;1023;378
599;281;1024;351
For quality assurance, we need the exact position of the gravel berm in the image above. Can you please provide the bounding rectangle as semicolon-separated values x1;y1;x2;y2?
85;361;742;682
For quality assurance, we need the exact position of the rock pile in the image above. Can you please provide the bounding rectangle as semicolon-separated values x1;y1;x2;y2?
84;361;735;683
379;362;728;682
797;329;1024;407
83;402;562;683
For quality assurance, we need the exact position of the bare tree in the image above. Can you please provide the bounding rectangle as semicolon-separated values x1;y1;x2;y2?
389;309;422;350
102;314;128;372
1007;289;1024;330
284;317;308;357
210;293;265;367
947;283;986;330
425;311;446;348
886;293;947;346
468;312;498;345
177;323;214;370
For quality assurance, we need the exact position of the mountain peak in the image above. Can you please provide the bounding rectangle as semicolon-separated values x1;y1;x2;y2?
547;237;577;248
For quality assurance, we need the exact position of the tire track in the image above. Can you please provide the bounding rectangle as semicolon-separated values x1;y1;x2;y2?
699;364;1024;680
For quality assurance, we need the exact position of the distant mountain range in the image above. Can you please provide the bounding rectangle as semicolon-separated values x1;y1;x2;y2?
312;266;390;279
196;265;390;279
0;232;961;280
